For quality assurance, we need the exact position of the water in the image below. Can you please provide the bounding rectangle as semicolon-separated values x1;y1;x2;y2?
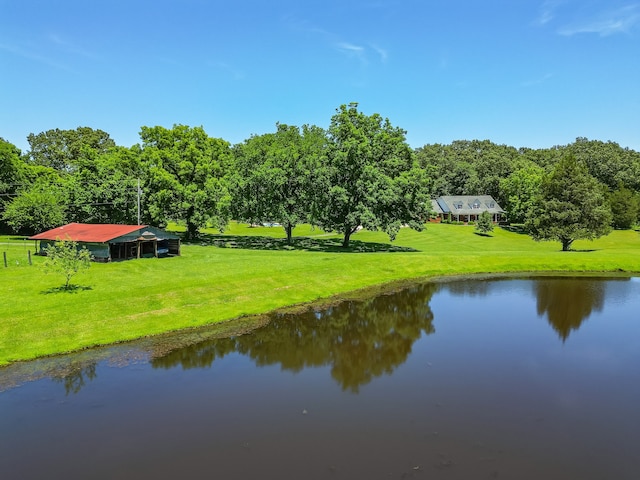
1;276;639;479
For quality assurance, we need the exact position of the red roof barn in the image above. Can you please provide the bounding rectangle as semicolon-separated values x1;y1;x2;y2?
29;223;181;261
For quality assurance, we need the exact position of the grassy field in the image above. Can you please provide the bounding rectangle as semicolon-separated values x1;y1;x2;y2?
1;222;639;366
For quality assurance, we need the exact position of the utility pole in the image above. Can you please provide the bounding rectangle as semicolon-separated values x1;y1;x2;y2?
137;178;141;225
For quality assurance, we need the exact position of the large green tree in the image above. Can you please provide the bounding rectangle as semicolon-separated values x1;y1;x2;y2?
608;186;639;230
414;143;476;197
500;162;544;224
314;104;430;247
64;146;142;224
27;127;116;172
414;139;518;203
232;123;326;244
2;179;67;234
0;138;25;228
139;125;232;240
527;155;612;251
0;138;22;191
569;137;640;192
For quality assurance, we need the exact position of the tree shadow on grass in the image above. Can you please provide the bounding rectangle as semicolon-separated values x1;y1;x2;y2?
499;224;530;235
41;284;93;295
189;234;419;253
473;232;493;238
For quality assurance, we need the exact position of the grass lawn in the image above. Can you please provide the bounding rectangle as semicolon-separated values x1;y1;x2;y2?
1;222;639;366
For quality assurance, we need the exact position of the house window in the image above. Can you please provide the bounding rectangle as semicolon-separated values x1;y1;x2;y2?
472;201;480;209
454;202;462;209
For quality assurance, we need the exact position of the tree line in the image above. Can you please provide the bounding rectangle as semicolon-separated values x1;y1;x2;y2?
2;104;639;249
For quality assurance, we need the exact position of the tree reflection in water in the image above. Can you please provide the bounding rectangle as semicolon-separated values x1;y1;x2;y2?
52;362;97;396
534;278;607;341
441;279;491;297
152;283;439;392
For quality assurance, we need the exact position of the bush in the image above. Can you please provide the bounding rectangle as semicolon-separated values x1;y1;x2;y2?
43;239;92;289
475;211;494;234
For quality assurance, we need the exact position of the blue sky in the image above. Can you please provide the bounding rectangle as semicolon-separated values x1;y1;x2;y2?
1;0;639;153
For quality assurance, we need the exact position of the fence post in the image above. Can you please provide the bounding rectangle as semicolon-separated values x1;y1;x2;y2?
28;250;32;265
3;252;6;268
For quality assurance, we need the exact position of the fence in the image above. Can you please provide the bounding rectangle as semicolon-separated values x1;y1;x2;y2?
2;250;33;267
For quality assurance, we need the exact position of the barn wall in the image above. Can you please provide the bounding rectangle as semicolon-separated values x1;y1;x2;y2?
38;240;109;260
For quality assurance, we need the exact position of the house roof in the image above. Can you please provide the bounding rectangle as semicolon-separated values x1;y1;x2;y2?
436;195;505;215
30;223;150;243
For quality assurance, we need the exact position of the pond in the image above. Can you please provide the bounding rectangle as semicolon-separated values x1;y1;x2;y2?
1;276;639;479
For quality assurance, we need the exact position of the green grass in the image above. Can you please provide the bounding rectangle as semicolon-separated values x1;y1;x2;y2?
1;222;639;366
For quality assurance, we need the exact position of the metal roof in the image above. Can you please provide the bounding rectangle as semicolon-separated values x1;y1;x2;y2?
29;223;150;243
436;195;505;215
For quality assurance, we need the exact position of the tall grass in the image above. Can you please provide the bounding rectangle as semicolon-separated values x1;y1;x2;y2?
1;223;639;365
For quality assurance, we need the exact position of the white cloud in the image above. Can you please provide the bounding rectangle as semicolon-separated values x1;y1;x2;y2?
559;4;640;36
535;0;565;26
285;15;387;66
336;42;365;54
335;42;368;65
371;44;389;62
48;34;96;59
0;42;72;71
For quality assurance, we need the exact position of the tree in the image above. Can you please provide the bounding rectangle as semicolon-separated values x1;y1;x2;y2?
527;155;612;251
500;163;544;224
27;127;116;172
0;138;25;228
314;104;430;247
43;239;92;290
0;138;23;191
139;125;233;241
609;186;639;230
414;143;477;197
568;137;640;192
449;139;518;203
2;180;66;234
64;146;142;224
475;210;494;235
232;123;326;244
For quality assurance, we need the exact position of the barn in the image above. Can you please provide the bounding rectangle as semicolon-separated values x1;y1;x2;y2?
29;223;181;262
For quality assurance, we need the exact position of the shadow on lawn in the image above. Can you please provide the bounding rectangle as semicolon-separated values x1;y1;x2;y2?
41;285;93;295
500;224;529;235
187;234;419;253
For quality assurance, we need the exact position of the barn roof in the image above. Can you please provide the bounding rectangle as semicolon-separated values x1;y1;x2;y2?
29;223;150;243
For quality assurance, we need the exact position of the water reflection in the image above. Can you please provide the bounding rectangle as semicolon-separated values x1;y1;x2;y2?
52;362;97;395
152;283;439;392
442;279;491;297
534;279;607;341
